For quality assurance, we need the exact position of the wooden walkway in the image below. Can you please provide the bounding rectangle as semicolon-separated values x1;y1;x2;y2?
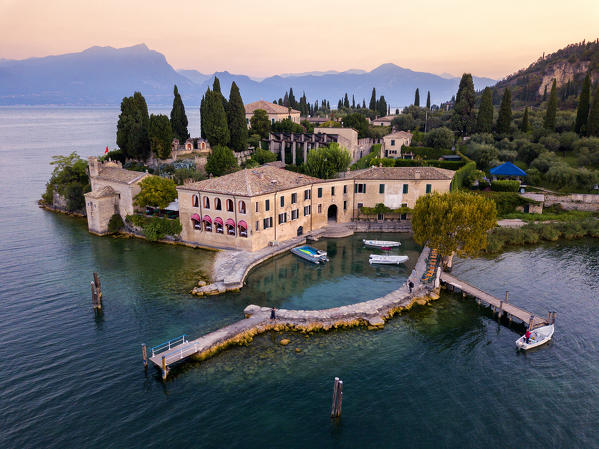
440;272;549;328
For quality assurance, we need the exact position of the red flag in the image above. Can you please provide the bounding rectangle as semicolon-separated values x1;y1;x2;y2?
105;146;109;154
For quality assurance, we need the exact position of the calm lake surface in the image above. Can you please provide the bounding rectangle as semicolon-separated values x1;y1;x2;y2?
1;107;598;448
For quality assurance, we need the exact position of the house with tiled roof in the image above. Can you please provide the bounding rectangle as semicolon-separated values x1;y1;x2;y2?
244;100;301;127
382;130;413;158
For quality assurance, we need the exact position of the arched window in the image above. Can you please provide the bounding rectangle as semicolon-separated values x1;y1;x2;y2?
203;196;210;209
192;195;199;208
226;199;234;212
215;198;222;210
214;217;224;234
238;220;248;238
225;218;236;236
238;201;246;214
202;215;212;232
191;213;202;230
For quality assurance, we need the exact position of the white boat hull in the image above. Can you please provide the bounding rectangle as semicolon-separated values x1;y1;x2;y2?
516;324;554;350
363;239;401;248
369;255;409;265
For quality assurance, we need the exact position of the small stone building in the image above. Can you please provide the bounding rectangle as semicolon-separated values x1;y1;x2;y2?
245;100;301;126
382;131;413;158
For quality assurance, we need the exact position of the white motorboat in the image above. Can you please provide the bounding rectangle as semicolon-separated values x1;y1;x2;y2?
369;254;408;265
363;239;401;248
515;324;554;350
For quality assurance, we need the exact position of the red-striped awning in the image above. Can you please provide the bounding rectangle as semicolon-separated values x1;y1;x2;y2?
191;213;201;221
214;217;223;225
225;218;235;227
203;215;212;223
238;220;248;229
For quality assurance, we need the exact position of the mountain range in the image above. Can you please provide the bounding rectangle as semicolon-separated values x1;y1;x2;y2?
0;43;496;107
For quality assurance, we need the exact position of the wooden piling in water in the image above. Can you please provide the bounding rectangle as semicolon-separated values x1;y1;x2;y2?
93;272;102;299
505;291;509;303
90;281;100;309
498;300;503;319
330;377;343;418
142;344;148;368
161;356;168;380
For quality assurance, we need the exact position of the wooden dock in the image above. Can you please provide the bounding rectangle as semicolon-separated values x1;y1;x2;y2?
440;272;549;328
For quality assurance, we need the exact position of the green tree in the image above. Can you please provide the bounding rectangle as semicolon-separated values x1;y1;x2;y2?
205;145;238;176
377;96;388;117
250;109;271;138
304;143;351;179
116;91;150;160
134;176;177;209
426;91;431;109
411;191;497;258
425;127;454;149
476;87;494;133
252;148;277;164
544;79;558;131
520;107;530;132
451;74;476;136
170;85;189;142
369;87;377;111
212;76;228;112
41;152;90;211
288;88;297;109
271;118;304;133
575;73;591;135
496;88;512;134
226;82;248;151
343;93;350;108
414;88;420;107
588;86;599;137
342;112;370;138
202;89;229;146
148;114;174;159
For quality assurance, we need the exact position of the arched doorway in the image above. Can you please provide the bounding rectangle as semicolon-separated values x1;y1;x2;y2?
327;204;338;223
297;226;303;236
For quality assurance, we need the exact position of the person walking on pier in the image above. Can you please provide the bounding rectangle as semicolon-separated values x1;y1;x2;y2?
270;307;276;320
408;280;414;293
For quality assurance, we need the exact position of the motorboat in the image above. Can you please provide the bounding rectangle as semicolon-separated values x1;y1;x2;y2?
369;254;409;265
515;324;554;350
290;245;329;264
363;239;401;248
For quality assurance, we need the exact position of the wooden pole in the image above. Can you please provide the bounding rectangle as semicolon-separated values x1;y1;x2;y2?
90;281;100;309
93;272;102;299
505;291;509;303
547;312;551;324
499;300;503;319
161;356;168;380
330;377;339;418
528;315;534;331
335;381;343;418
142;344;148;368
552;311;557;324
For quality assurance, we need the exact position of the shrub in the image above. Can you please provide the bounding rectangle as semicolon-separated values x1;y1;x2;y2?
206;145;239;176
409;146;453;160
252;148;277;164
450;161;476;191
424;127;454;149
490;180;520;192
480;191;534;215
126;215;182;241
108;214;124;233
540;225;560;241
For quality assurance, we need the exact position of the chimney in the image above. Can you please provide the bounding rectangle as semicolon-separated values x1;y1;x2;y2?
415;171;421;179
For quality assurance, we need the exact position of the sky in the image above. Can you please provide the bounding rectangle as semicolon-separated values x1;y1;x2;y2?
1;0;598;79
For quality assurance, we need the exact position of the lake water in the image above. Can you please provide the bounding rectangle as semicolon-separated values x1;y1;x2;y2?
1;107;598;448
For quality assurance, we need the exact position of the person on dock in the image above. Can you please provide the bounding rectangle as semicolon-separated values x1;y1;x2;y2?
525;330;531;343
270;307;276;320
408;280;414;293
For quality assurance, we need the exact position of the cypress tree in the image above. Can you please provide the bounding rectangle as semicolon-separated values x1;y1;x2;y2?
226;82;248;152
426;91;431;109
362;99;366;109
352;95;355;109
544;79;558;130
116;91;150;161
476;87;494;133
149;114;174;159
450;73;476;136
520;107;530;132
574;73;591;135
200;93;206;138
283;92;289;107
337;99;343;109
369;88;377;111
278;98;283;106
542;85;547;101
170;85;189;142
202;89;229;147
288;88;296;109
378;96;387;117
496;88;512;134
587;86;599;137
344;93;350;108
414;88;420;107
212;76;228;111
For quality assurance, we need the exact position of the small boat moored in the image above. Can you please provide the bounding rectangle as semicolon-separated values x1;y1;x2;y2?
363;239;401;248
290;245;329;264
369;254;409;265
516;324;555;350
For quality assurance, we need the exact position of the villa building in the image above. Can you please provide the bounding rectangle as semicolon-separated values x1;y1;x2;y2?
177;165;454;251
372;115;395;126
382;131;413;158
245;100;301;127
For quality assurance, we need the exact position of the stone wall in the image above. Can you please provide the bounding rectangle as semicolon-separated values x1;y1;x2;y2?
543;193;599;212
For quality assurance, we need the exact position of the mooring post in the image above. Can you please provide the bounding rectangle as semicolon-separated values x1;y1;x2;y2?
547;312;551;324
335;381;343;418
161;356;168;380
142;343;148;369
90;281;99;308
93;272;102;299
552;311;557;324
499;300;503;319
505;291;509;303
330;377;340;418
528;315;534;331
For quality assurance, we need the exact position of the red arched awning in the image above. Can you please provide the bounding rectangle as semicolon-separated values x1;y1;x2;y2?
203;215;212;223
225;218;235;227
238;220;248;229
214;217;223;225
191;213;201;222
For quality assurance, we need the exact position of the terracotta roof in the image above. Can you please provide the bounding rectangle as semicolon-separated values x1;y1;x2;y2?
179;166;320;196
385;130;413;139
342;166;455;181
85;186;117;199
245;100;300;115
373;115;395;122
96;167;148;184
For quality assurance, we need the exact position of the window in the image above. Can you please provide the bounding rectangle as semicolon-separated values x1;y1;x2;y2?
255;221;259;231
239;201;246;214
379;184;385;194
255;202;259;213
343;201;347;211
318;204;322;214
317;187;323;198
192;195;199;207
343;185;347;194
355;183;366;193
357;203;363;209
280;196;285;207
278;212;287;224
215;198;222;210
271;118;275;124
265;199;270;211
291;193;297;204
263;217;273;228
291;209;299;220
226;199;234;212
378;213;384;220
391;139;395;146
215;220;223;234
426;184;432;194
304;189;311;200
331;186;335;196
203;196;210;208
304;205;311;216
403;184;409;194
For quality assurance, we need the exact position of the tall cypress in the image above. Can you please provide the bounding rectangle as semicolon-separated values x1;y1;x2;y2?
202;89;229;147
450;73;476;136
378;96;387;117
226;82;248;151
362;99;366;109
414;88;420;107
520;107;530;132
574;73;591;135
496;88;512;134
170;85;190;142
369;88;377;111
116;91;150;161
544;79;558;130
587;86;599;137
476;87;494;133
288;88;296;109
200;93;206;138
426;91;431;109
343;93;350;108
212;76;228;112
352;95;355;109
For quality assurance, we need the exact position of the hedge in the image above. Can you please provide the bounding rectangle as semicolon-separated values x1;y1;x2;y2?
394;159;466;170
490;180;520;192
450;161;476;191
126;215;182;241
406;146;453;160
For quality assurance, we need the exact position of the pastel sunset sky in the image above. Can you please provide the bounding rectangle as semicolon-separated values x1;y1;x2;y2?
1;0;598;78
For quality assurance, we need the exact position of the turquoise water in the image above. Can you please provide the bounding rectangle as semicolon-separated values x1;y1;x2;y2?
1;107;598;448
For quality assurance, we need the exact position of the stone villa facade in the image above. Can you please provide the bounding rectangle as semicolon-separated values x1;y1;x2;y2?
382;131;413;158
245;100;301;126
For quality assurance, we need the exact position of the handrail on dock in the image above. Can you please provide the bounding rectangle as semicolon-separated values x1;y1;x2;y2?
150;334;188;357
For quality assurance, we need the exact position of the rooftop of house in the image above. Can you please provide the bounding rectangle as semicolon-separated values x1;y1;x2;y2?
245;100;300;115
84;185;117;199
341;166;455;181
385;130;413;139
178;165;321;196
373;115;395;122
